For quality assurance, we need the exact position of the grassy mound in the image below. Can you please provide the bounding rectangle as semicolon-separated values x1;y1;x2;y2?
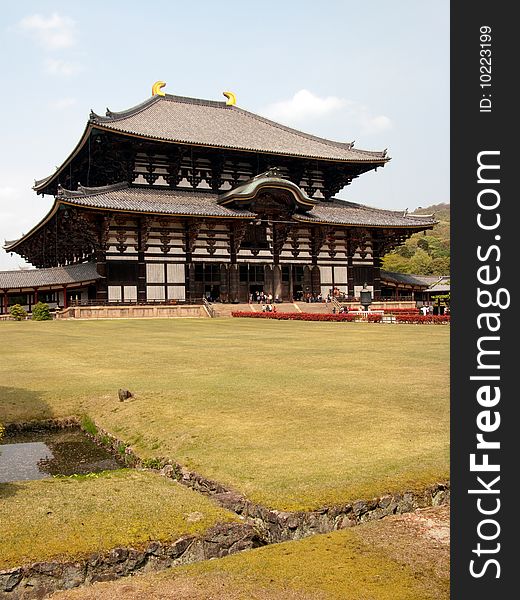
50;506;450;600
0;470;237;569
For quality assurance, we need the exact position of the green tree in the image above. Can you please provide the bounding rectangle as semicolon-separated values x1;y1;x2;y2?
417;237;430;253
382;253;411;273
32;302;52;321
9;304;27;321
409;248;433;274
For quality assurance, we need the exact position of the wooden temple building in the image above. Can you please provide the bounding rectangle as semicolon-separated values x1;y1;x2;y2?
1;84;437;313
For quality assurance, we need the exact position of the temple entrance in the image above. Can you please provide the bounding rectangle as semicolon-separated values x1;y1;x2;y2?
204;284;220;302
238;265;266;302
249;284;263;297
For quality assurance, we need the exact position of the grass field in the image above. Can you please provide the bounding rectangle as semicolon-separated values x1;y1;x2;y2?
0;469;237;569
51;506;450;600
0;319;449;510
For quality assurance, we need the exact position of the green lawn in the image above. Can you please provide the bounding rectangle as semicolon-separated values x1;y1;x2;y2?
51;506;450;600
0;470;237;569
0;319;449;510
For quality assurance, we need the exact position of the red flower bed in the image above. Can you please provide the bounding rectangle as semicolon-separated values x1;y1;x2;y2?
231;311;359;322
367;314;383;322
395;314;451;324
231;311;450;324
381;308;420;314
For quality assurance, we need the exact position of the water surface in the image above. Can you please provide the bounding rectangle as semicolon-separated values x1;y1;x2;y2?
0;428;125;483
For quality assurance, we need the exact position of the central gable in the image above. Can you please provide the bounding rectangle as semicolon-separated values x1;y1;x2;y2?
218;169;317;215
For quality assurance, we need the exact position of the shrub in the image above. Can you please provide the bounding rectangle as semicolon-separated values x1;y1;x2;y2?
231;311;450;324
80;414;98;436
367;314;383;322
9;304;27;321
32;302;52;321
395;314;450;324
232;311;361;322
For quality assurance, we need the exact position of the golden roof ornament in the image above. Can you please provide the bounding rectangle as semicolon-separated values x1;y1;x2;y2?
223;91;236;106
152;81;166;97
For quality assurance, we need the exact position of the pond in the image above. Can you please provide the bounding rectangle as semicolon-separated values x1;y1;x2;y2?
0;428;125;483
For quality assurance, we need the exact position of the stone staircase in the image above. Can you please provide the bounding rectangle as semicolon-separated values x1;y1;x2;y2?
211;302;308;317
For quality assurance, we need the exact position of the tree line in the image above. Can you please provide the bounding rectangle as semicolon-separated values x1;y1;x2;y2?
382;203;450;276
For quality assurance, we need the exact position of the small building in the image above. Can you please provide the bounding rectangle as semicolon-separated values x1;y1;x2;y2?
2;84;436;311
380;271;450;310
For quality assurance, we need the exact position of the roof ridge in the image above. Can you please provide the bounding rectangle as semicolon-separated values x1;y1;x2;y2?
91;96;161;122
233;106;388;158
57;181;130;198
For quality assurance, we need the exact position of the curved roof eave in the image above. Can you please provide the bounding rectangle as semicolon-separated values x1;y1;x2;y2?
90;123;391;164
4;200;61;252
33;122;94;193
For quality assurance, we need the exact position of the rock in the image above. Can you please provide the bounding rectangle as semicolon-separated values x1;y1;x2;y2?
62;563;86;589
118;388;133;401
353;500;368;516
0;568;22;592
160;464;176;478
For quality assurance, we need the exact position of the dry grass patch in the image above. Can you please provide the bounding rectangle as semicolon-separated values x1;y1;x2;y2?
0;470;238;569
51;506;450;600
0;319;449;510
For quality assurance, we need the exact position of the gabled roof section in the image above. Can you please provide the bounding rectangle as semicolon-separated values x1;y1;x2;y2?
295;200;437;229
218;168;317;212
380;271;450;292
55;183;257;218
0;263;102;289
89;93;389;162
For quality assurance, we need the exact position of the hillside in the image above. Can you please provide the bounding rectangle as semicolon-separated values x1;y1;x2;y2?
382;203;450;275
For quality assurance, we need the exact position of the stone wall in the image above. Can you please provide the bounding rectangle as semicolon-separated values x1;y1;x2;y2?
56;304;208;319
0;523;263;599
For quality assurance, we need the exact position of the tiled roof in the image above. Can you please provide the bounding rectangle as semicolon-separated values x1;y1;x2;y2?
5;184;436;256
0;263;102;289
57;184;257;218
295;200;436;228
90;94;389;163
380;271;431;287
381;271;450;291
56;184;435;228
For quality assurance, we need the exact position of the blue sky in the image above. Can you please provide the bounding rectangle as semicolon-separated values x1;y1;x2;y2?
0;0;449;270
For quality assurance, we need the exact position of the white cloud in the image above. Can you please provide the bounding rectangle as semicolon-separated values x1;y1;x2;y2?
261;89;393;137
44;58;81;77
19;13;77;49
49;97;77;110
359;113;393;135
262;89;346;122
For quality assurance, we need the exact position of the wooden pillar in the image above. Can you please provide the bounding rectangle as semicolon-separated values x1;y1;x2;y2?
229;264;239;302
137;219;147;303
34;288;39;304
311;265;321;296
347;254;355;298
372;253;382;300
95;253;108;304
273;265;282;299
264;265;273;296
62;286;68;309
187;263;196;302
220;264;229;303
1;290;7;314
303;265;312;299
